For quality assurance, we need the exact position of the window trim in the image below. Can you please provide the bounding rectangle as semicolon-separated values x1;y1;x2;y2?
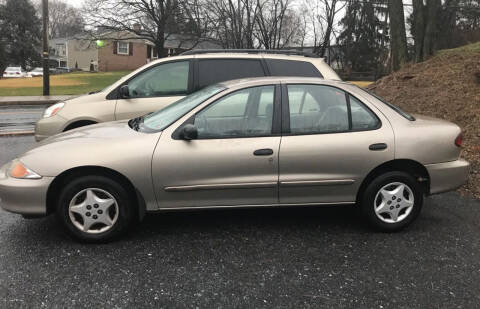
106;59;194;100
281;83;382;136
172;84;282;140
117;41;129;55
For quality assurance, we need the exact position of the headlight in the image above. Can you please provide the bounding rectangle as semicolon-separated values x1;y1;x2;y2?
8;159;42;179
43;102;65;118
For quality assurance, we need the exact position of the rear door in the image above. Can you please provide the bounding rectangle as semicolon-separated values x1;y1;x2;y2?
278;83;395;204
114;60;193;120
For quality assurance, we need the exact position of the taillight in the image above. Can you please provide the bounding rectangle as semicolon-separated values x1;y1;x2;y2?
454;133;463;147
16;72;20;75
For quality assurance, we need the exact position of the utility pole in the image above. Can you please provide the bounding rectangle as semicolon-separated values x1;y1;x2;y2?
42;0;50;95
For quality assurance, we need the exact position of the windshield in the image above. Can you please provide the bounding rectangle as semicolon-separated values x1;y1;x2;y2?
354;85;415;121
138;84;226;132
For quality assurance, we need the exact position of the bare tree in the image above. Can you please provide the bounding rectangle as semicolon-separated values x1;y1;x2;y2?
47;0;84;38
303;0;346;57
388;0;408;71
83;0;208;57
204;0;259;48
255;0;301;49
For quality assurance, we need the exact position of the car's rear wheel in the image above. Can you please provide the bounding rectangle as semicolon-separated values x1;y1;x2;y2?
361;171;424;231
56;175;135;242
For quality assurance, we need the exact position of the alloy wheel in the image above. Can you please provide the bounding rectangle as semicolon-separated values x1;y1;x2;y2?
68;188;119;234
373;182;414;224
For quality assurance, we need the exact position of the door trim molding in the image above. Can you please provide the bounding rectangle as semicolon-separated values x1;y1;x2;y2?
164;181;278;192
156;201;356;211
279;179;355;187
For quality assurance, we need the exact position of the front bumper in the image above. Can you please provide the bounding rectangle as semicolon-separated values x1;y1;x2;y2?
34;114;68;142
0;171;54;216
426;159;470;195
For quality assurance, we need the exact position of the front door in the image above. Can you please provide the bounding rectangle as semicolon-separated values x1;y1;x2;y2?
279;84;395;204
152;84;281;208
115;60;191;120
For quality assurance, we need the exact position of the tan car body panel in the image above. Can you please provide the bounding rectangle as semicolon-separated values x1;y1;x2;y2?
1;77;470;216
22;122;161;212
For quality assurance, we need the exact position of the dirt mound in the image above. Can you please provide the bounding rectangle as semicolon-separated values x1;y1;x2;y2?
369;42;480;199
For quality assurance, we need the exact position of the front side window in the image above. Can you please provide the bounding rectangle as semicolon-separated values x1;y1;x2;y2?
195;86;275;139
288;85;349;134
118;42;129;55
127;61;190;98
140;85;226;132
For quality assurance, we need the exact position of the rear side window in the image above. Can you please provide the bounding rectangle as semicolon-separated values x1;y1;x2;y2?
287;85;349;134
198;59;265;88
266;59;322;78
349;95;380;130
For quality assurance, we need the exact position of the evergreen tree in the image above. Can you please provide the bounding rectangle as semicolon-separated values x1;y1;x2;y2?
337;0;389;77
0;0;41;69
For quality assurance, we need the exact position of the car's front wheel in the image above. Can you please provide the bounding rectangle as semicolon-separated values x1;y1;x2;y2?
56;175;135;242
361;171;424;231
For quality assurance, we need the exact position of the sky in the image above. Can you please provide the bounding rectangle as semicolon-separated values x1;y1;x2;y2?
63;0;82;8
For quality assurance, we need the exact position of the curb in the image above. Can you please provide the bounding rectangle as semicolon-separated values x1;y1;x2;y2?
0;130;35;137
0;95;76;106
0;101;57;106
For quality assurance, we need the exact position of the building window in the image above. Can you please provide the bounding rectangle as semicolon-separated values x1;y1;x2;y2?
55;44;66;56
117;42;129;55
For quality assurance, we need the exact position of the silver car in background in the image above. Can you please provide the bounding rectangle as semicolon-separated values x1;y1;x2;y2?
0;77;469;242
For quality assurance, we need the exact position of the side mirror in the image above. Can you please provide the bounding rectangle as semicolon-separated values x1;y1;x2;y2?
181;124;198;140
119;85;130;98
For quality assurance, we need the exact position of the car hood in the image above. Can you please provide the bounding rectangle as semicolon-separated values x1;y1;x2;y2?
19;121;162;177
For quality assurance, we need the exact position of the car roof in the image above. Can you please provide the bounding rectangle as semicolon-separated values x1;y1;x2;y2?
218;76;351;88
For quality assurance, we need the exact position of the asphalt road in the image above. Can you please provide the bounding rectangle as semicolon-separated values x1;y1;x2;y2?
1;136;480;308
0;105;46;133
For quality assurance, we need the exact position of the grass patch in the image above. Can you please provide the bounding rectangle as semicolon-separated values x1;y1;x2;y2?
437;41;480;55
0;71;131;96
349;81;373;88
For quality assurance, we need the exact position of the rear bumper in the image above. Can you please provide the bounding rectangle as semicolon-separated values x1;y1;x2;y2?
426;159;470;195
0;172;53;216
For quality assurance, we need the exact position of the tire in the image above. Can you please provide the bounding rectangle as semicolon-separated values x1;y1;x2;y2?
361;171;424;232
56;175;135;243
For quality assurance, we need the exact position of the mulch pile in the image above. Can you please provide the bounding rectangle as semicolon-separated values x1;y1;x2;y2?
368;44;480;199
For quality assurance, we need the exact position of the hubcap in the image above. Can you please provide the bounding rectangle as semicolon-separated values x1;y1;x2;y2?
374;182;414;224
68;188;119;234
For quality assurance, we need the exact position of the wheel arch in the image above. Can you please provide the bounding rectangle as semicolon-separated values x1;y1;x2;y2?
63;120;97;131
46;166;146;220
356;159;430;203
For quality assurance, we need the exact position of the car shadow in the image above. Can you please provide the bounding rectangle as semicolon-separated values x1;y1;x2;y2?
3;204;370;245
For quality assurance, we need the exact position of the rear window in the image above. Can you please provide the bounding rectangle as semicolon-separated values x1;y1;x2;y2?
265;59;322;78
358;86;415;121
198;59;265;88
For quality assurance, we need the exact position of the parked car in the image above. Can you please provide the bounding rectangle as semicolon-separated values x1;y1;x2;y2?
26;67;44;77
34;50;341;141
54;67;72;74
2;66;26;78
0;77;470;242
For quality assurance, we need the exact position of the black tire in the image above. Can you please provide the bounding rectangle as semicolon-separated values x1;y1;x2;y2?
56;175;135;243
361;171;424;232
